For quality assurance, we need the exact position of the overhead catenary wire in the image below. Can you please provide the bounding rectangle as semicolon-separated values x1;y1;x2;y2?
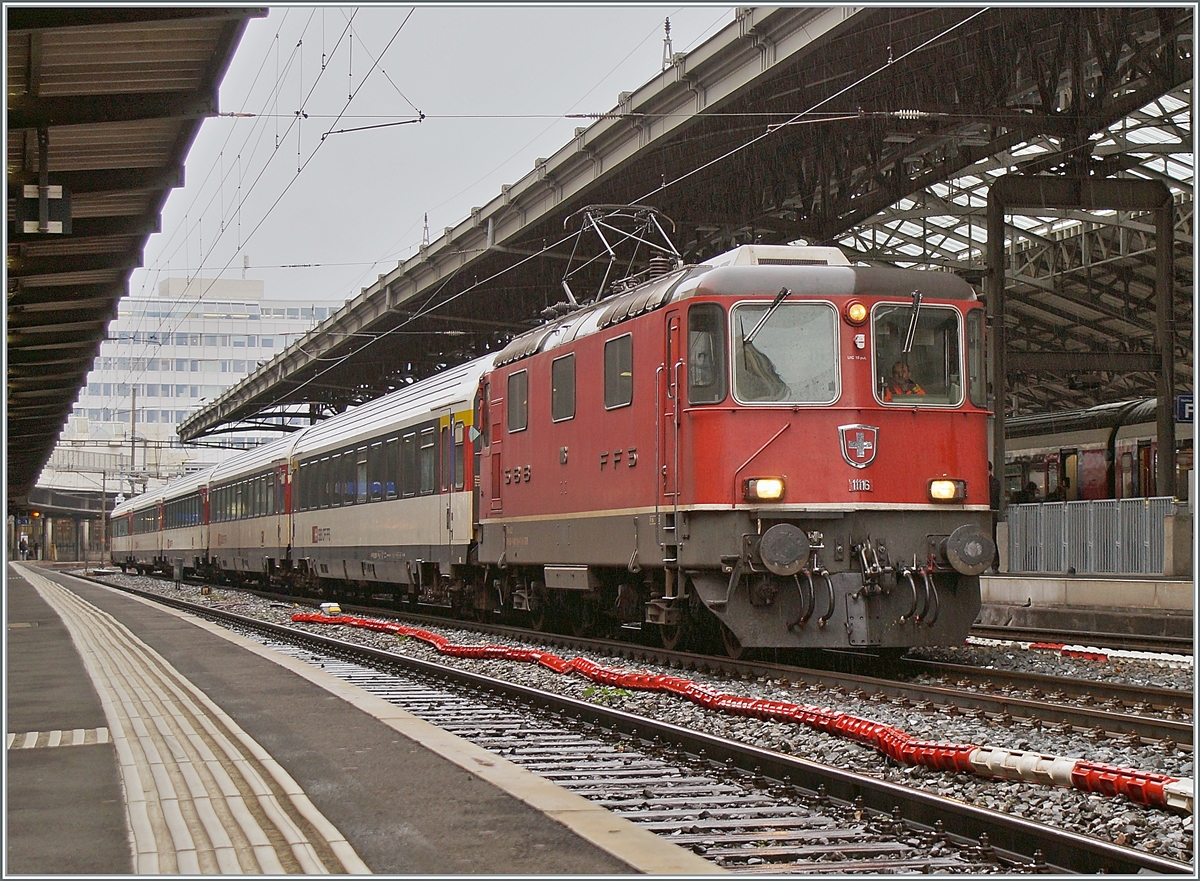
247;11;997;419
95;11;370;423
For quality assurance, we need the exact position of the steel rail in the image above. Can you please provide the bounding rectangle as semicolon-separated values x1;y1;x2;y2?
971;623;1193;656
100;575;1195;744
111;583;1192;875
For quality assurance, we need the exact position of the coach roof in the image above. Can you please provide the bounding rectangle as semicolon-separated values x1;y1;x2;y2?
291;357;489;459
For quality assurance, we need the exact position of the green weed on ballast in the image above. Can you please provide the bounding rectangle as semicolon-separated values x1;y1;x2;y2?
582;685;633;705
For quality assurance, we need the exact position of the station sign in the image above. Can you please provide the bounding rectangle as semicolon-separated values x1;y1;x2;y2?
1176;393;1193;423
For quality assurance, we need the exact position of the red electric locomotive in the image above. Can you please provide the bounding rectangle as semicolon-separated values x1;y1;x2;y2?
471;243;994;655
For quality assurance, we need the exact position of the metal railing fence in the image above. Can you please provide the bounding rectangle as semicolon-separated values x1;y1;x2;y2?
1006;497;1177;575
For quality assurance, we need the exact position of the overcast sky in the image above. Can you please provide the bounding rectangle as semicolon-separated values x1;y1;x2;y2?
132;6;737;306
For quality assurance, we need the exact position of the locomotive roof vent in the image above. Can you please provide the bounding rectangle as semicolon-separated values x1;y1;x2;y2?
701;244;851;268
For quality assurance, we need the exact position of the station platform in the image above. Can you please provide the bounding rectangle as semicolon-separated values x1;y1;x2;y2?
978;573;1193;638
5;563;719;875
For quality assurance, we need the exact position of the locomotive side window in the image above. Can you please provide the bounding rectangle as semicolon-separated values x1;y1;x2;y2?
688;304;727;404
605;334;633;409
507;370;529;432
966;309;986;408
551;353;576;421
732;303;838;404
873;303;963;406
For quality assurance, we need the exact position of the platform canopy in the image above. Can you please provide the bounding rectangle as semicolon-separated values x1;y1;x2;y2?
6;7;266;506
176;7;1192;446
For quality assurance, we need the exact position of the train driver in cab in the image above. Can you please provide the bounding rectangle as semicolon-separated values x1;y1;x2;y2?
883;359;925;401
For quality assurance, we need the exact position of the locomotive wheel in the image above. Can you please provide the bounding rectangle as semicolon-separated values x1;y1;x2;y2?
659;619;685;652
719;621;746;660
567;596;600;638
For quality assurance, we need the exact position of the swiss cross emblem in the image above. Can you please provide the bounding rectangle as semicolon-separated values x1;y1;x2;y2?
839;424;878;469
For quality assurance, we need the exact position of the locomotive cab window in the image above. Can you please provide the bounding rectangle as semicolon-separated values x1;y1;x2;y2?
874;303;963;406
732;302;838;404
604;334;633;409
688;303;727;404
551;353;576;421
966;309;986;408
507;370;528;432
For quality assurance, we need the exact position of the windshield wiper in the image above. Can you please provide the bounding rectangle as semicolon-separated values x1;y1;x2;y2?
743;287;791;344
901;289;922;353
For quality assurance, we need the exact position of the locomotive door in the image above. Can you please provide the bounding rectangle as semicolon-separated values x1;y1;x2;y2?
659;311;683;504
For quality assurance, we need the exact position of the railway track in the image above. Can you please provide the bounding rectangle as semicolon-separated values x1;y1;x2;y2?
287;592;1197;747
970;623;1193;656
100;579;1191;874
99;572;1195;747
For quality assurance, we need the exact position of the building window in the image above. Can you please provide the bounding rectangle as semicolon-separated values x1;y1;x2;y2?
604;334;633;409
551;353;575;422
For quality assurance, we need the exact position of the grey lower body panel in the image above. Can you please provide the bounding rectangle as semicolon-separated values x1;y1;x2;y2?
480;506;989;648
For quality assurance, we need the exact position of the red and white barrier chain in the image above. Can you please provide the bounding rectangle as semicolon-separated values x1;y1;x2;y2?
294;612;1193;814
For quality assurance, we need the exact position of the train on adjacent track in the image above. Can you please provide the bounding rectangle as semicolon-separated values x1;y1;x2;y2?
1004;398;1194;504
111;243;997;657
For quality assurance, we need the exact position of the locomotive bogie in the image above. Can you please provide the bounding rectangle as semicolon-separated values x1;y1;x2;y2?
678;507;991;647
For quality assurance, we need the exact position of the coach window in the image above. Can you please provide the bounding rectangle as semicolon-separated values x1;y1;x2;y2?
441;424;452;492
419;427;437;495
369;442;384;501
402;432;418;497
297;462;309;511
315;458;326;508
604;334;633;409
385;437;398;498
345;451;358;505
966;309;986;408
454;421;466;491
507;370;528;432
688;304;727;404
551;353;576;421
356;447;368;504
330;453;342;506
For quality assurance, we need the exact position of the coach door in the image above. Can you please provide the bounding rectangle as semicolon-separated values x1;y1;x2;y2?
439;415;464;558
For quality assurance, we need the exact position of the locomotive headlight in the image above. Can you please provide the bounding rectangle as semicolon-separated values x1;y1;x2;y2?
844;300;868;325
745;477;785;502
928;479;967;502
